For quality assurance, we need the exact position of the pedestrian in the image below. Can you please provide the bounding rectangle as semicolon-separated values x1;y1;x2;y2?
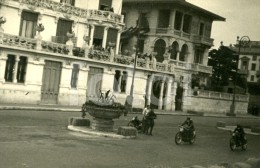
142;105;151;133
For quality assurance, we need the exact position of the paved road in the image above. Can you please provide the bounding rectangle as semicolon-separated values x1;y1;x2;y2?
0;110;259;168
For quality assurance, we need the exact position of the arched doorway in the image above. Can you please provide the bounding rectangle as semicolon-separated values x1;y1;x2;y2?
175;82;183;111
179;44;188;61
150;76;167;110
170;41;179;60
154;39;166;62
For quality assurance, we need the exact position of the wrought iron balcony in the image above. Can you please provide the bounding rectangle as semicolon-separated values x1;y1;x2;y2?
7;0;124;24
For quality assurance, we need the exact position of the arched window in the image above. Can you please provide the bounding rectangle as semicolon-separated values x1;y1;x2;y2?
170;41;179;60
154;39;166;62
179;44;188;62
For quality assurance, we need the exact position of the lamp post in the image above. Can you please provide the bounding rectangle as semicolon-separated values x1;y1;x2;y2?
128;15;141;112
228;36;250;116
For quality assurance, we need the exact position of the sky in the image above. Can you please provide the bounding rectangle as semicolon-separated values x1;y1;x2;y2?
186;0;260;48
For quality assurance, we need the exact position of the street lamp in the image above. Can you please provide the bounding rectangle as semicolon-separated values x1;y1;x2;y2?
127;15;142;112
228;36;250;116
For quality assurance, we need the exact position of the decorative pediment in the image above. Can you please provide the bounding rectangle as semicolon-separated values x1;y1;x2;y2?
240;56;250;60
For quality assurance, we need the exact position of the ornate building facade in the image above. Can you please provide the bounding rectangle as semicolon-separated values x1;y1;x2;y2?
0;0;249;113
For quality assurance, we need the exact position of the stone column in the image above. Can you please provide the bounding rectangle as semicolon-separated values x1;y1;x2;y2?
182;82;188;112
176;51;180;61
158;76;166;110
171;81;178;111
117;71;122;92
115;30;121;54
12;56;19;83
146;75;154;106
66;32;75;56
82;35;90;58
102;27;109;49
0;51;7;82
89;25;95;47
0;17;6;44
165;77;173;110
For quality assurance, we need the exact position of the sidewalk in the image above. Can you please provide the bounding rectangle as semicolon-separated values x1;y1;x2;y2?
0;103;259;119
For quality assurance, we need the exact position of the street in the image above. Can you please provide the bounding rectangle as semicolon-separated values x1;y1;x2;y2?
0;110;260;168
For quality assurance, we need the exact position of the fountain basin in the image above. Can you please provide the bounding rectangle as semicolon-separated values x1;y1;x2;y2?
82;100;126;132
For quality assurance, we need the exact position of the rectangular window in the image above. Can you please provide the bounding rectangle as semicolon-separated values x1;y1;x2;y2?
120;71;127;93
113;70;127;93
55;19;73;44
60;0;75;6
157;10;171;28
107;28;118;47
4;55;16;82
71;64;79;88
194;49;203;64
20;11;38;38
113;70;121;92
99;0;112;11
251;63;256;71
199;23;204;36
174;11;183;30
17;56;27;83
93;26;104;48
250;75;255;81
183;14;192;33
241;61;248;70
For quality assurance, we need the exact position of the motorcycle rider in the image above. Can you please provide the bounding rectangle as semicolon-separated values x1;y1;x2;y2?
233;124;246;144
181;117;195;138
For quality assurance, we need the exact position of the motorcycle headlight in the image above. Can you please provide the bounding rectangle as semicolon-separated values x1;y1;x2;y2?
180;127;184;132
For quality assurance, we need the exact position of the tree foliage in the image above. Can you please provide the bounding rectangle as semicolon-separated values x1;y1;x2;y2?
208;46;237;89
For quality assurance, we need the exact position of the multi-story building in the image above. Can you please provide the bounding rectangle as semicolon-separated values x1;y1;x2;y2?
121;0;228;110
0;0;248;113
230;39;260;84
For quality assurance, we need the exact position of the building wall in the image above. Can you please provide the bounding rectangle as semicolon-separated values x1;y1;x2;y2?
188;91;248;114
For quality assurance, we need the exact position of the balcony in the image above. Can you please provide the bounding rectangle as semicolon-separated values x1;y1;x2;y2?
0;32;213;75
238;69;249;75
7;0;124;24
192;35;214;46
51;36;77;45
155;28;169;34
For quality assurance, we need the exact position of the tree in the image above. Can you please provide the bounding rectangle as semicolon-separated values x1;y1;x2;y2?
208;46;237;90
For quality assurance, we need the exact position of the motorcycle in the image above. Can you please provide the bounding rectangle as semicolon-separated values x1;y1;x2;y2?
175;125;196;145
229;130;247;151
127;116;142;132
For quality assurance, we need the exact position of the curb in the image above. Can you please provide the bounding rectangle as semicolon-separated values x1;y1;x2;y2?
1;105;260;119
67;125;136;139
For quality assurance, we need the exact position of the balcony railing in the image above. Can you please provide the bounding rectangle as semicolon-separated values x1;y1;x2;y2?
238;69;249;75
0;33;213;74
10;0;123;24
51;36;77;45
192;35;214;46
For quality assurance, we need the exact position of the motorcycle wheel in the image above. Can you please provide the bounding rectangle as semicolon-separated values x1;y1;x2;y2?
229;138;236;151
189;134;196;144
175;132;182;145
128;122;134;127
242;143;247;150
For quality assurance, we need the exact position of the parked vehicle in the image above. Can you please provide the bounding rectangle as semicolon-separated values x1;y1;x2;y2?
175;125;196;145
128;116;142;132
230;130;247;151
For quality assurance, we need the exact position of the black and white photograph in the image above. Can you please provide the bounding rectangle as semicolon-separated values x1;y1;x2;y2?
0;0;259;167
